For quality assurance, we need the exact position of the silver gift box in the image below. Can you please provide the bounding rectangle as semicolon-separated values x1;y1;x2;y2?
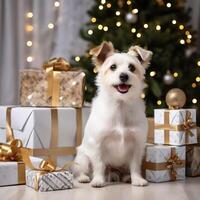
154;109;197;145
144;144;186;183
26;169;73;191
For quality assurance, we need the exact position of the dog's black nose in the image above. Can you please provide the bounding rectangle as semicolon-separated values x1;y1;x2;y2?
120;73;129;83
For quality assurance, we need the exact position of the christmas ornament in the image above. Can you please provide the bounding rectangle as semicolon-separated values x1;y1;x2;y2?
125;12;138;23
166;88;186;109
163;71;175;85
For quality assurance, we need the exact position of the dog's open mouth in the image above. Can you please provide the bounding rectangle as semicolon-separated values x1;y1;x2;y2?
114;84;131;94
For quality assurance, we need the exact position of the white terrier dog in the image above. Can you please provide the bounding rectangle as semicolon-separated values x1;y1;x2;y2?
74;41;152;187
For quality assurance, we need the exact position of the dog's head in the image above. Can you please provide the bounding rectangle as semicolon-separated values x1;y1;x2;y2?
90;41;152;101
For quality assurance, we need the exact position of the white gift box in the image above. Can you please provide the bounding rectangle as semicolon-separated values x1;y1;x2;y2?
144;144;185;183
0;157;42;186
26;169;73;192
0;161;25;186
0;107;91;166
154;109;197;145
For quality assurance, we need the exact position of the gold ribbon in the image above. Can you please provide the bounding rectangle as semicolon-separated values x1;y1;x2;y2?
0;107;25;184
6;107;14;142
49;109;58;164
21;148;72;172
43;57;75;106
0;139;22;161
144;148;185;181
0;107;23;161
20;148;73;191
155;110;196;144
166;148;184;180
17;162;26;184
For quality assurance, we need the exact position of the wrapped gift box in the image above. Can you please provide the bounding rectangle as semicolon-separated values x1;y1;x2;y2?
20;69;85;107
143;144;185;183
26;169;73;192
0;161;25;186
154;109;197;145
0;107;88;166
186;145;200;177
0;157;42;186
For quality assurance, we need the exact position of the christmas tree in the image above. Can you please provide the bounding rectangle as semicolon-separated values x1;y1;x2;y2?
71;0;200;118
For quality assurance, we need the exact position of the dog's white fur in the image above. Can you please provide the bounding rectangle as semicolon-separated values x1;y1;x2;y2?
74;42;152;187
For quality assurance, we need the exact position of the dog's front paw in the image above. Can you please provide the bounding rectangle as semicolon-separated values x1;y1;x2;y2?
91;176;105;188
131;176;148;186
77;174;90;183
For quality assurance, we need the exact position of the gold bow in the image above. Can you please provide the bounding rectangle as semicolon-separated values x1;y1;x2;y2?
144;147;185;181
0;107;26;184
0;107;23;161
0;139;22;161
20;148;74;191
166;148;184;181
43;57;70;71
155;110;196;144
182;111;196;133
43;57;71;106
20;145;73;172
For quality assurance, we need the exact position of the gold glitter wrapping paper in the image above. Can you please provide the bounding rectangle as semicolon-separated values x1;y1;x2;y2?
186;145;200;177
20;69;85;107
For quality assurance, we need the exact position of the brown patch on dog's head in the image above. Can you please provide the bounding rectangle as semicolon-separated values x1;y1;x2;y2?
127;46;152;68
90;41;115;68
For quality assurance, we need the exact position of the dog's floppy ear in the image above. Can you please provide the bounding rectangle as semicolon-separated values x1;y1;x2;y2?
90;41;115;66
128;46;152;68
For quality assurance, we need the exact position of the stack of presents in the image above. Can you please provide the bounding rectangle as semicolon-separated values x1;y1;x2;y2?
144;101;200;182
0;57;199;192
0;58;88;191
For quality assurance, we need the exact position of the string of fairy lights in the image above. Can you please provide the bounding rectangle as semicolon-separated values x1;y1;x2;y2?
25;1;60;64
73;0;200;105
23;0;199;105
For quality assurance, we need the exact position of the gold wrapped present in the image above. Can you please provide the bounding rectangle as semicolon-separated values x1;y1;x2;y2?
20;57;85;107
186;145;200;177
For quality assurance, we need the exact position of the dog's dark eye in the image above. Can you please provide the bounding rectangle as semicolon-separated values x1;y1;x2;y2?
129;64;136;72
110;64;117;71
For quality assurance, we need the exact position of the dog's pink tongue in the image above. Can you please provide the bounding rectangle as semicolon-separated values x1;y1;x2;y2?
118;84;129;92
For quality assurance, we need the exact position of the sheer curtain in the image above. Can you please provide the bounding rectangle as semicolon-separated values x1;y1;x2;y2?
0;0;199;105
0;0;92;105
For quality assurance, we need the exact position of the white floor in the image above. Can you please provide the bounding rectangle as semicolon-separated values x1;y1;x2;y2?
0;177;200;200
